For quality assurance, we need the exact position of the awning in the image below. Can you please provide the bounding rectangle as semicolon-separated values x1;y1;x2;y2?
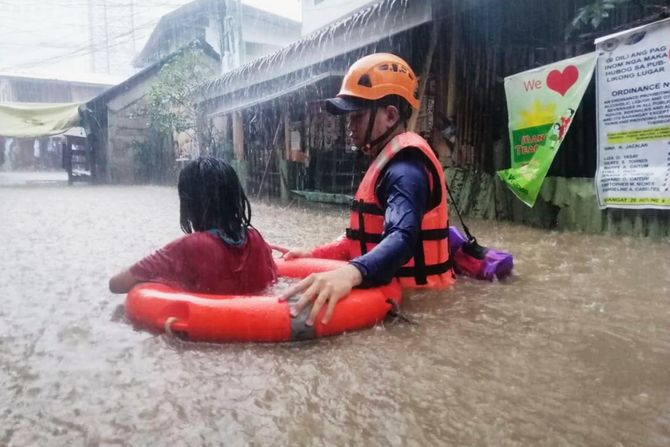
211;72;343;116
0;102;82;138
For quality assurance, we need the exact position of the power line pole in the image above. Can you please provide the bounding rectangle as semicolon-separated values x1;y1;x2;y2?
102;0;111;73
88;0;96;72
130;0;136;54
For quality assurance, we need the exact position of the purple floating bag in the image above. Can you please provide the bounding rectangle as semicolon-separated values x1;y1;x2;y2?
448;227;513;281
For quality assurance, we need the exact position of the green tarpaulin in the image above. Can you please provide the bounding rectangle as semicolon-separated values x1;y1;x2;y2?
497;53;597;207
0;102;82;138
445;167;670;238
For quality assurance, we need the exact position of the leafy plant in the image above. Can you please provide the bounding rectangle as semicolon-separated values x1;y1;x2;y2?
565;0;631;39
147;46;214;134
133;44;217;183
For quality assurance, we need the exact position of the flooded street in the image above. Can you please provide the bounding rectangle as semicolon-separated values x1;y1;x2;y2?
1;184;669;446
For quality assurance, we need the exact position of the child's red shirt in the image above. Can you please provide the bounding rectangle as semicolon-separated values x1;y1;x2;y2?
130;228;277;294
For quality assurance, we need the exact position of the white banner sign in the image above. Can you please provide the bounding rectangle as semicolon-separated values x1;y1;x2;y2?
595;18;670;209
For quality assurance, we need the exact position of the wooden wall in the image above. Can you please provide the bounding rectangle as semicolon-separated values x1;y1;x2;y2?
210;0;666;198
440;0;666;176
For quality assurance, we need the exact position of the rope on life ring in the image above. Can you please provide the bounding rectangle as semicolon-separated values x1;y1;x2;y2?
164;317;179;336
385;299;417;325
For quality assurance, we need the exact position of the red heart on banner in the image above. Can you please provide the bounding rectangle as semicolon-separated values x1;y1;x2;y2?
546;65;579;96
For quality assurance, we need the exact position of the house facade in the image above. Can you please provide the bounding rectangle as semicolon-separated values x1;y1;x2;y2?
198;0;670;237
85;0;301;183
85;42;220;183
133;0;301;74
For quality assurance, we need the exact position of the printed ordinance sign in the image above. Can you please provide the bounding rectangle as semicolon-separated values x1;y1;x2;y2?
595;18;670;209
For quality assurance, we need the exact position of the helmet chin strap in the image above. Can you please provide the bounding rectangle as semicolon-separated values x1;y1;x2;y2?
358;102;377;153
358;103;402;155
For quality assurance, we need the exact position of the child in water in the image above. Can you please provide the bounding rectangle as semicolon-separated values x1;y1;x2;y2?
109;157;277;295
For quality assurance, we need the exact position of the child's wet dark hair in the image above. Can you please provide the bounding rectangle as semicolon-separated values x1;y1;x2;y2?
178;157;251;240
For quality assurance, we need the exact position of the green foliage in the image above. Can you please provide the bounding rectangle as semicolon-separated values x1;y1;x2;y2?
147;47;214;134
565;0;631;40
133;45;216;183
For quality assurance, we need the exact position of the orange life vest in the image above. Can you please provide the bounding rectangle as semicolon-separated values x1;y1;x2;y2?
346;132;454;288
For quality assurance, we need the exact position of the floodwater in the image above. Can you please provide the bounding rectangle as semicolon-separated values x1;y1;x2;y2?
1;183;669;447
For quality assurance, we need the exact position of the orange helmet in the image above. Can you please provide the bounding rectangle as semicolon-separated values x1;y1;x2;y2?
325;53;419;115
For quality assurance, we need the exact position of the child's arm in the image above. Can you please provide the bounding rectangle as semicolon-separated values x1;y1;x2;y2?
310;234;351;260
284;233;351;261
109;234;189;294
109;268;141;294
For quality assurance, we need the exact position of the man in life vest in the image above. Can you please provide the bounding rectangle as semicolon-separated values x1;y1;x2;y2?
279;53;453;326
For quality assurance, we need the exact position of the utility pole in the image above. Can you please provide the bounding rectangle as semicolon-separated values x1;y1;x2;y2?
87;0;96;72
130;0;136;54
102;0;111;73
235;0;245;67
216;0;227;73
222;0;245;70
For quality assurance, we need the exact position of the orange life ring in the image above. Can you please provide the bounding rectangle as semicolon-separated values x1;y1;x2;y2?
125;258;402;342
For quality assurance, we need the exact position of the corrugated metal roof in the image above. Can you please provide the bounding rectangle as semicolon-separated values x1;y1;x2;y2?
201;0;431;101
210;71;343;115
87;40;219;107
0;69;123;87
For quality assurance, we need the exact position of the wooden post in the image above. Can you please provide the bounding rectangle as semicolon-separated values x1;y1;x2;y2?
231;110;248;190
408;20;439;132
280;104;291;200
445;0;458;119
232;111;244;161
445;0;459;165
210;114;229;158
103;109;112;183
283;104;291;160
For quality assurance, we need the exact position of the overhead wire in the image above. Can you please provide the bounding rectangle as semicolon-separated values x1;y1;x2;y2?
0;0;189;49
0;0;303;72
0;0;192;64
0;1;191;71
0;0;188;10
2;21;159;71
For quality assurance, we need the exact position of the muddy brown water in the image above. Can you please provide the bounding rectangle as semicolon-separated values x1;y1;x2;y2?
1;185;669;446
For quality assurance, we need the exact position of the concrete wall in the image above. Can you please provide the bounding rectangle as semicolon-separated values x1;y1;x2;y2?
104;66;166;183
107;101;151;183
301;0;378;35
242;10;300;47
102;53;219;183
